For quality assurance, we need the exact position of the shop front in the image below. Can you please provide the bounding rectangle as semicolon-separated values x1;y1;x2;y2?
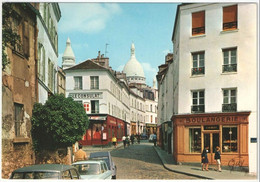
131;122;137;135
172;112;250;167
146;123;157;137
80;114;126;146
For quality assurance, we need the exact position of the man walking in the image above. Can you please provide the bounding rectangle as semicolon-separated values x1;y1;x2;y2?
153;133;157;146
74;145;87;162
122;135;126;148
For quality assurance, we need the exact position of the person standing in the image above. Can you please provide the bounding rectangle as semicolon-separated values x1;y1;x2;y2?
153;133;157;146
201;146;209;171
126;135;130;147
214;146;222;172
122;135;126;148
112;136;117;148
130;134;134;145
74;145;87;162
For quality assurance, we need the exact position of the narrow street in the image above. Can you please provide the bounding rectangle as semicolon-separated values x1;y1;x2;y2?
110;141;199;180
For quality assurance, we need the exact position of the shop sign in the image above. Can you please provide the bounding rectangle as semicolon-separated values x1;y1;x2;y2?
68;92;103;99
204;125;219;130
89;116;106;120
110;120;116;125
183;116;241;124
146;124;157;127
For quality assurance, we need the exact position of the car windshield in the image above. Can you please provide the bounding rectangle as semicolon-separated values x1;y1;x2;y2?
90;157;110;169
73;164;101;175
11;172;59;179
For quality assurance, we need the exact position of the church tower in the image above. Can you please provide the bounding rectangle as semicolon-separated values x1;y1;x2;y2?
62;38;75;69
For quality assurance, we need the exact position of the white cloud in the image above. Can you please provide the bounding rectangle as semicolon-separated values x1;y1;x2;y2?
59;3;122;34
141;62;157;86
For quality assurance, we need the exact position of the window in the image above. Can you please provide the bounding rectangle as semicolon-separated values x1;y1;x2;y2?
151;115;153;123
222;48;237;72
90;76;99;89
91;100;99;114
189;128;201;153
222;126;238;152
192;11;205;35
48;59;54;91
192;52;205;75
14;103;23;137
74;76;82;90
222;89;237;112
150;104;152;112
191;90;205;113
12;14;22;53
223;5;237;30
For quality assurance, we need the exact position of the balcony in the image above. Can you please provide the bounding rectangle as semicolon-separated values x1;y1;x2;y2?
222;103;237;112
222;64;237;72
223;21;237;30
191;105;205;113
192;67;205;75
192;26;205;35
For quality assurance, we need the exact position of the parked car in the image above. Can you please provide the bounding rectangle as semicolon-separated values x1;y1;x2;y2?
9;164;80;179
149;134;155;142
89;151;117;179
140;133;148;140
72;160;112;179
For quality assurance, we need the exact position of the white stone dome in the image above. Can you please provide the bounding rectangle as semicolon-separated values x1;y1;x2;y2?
123;43;145;78
63;38;75;59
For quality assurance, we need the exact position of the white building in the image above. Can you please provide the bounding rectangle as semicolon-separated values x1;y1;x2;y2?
157;3;257;174
37;3;61;103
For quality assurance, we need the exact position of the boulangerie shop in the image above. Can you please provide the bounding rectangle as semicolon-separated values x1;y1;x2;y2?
172;112;250;167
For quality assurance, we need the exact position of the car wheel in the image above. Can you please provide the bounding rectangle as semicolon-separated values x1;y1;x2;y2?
112;175;116;179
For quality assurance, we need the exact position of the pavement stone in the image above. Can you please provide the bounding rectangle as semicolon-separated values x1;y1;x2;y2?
153;146;258;180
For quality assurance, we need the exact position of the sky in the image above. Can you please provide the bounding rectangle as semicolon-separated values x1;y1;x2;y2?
58;2;179;87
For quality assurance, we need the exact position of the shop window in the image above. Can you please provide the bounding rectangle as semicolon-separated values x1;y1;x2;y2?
91;100;99;114
93;124;101;140
90;76;99;89
222;126;238;152
191;90;205;113
192;52;205;75
222;48;237;72
222;88;237;112
74;76;82;90
14;103;24;137
223;5;237;30
192;11;205;35
189;128;201;153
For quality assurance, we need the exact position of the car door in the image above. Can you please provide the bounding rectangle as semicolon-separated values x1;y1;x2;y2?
102;162;112;179
70;169;80;179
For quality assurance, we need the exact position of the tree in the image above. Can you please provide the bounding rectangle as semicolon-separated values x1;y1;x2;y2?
2;3;22;70
31;94;89;151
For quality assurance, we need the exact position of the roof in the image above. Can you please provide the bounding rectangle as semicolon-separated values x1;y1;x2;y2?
89;151;110;158
65;59;107;71
72;160;105;165
12;164;75;173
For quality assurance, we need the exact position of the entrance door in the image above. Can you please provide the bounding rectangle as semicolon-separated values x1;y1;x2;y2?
203;133;219;164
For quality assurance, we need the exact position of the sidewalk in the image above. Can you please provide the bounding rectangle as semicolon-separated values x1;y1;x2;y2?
153;146;258;180
83;142;124;157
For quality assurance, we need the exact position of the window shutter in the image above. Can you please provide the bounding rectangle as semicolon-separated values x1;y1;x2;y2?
223;5;237;23
23;20;29;57
192;11;205;28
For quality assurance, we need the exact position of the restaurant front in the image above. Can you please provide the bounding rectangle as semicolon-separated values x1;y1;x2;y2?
172;112;250;168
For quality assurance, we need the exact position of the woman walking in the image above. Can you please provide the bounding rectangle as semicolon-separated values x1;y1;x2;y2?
201;146;209;171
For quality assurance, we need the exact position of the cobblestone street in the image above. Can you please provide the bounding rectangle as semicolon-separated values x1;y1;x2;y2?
110;141;199;180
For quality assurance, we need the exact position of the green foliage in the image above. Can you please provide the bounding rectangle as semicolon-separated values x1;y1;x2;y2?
2;3;22;70
31;94;89;151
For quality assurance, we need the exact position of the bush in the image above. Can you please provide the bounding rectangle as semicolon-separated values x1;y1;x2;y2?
31;94;89;151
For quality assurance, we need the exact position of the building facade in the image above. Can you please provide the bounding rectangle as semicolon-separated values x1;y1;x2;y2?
2;3;38;178
158;3;257;174
37;3;61;103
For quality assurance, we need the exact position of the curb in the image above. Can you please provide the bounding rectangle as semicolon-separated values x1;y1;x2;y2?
153;146;213;180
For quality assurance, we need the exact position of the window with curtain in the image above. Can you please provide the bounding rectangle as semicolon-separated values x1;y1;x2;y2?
222;88;237;112
222;126;238;152
192;11;205;35
74;76;82;90
223;5;237;30
91;100;99;114
222;48;237;72
191;90;205;113
90;76;99;89
192;52;205;75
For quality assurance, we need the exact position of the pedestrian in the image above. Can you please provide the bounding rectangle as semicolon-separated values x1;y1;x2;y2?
214;146;222;172
130;134;134;145
201;146;209;171
137;134;140;144
153;133;157;146
122;135;126;148
74;145;87;162
112;136;117;148
126;135;130;147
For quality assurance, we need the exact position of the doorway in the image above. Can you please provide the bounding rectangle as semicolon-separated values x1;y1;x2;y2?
203;132;219;164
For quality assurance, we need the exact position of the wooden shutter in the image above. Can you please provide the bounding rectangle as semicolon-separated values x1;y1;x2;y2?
23;20;29;57
223;5;237;23
192;11;205;28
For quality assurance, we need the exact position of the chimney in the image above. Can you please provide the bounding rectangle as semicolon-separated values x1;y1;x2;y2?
98;51;101;59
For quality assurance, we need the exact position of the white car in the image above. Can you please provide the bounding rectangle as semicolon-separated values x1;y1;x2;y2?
149;134;155;142
72;160;112;179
